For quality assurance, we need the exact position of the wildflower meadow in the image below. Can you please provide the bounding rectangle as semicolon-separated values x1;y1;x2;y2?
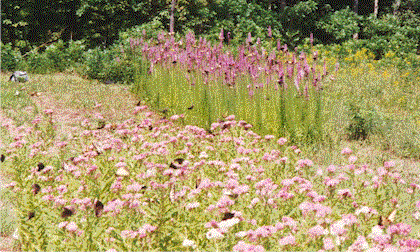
1;30;420;251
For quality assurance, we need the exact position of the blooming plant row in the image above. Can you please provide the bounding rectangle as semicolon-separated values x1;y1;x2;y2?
129;30;336;143
2;106;420;251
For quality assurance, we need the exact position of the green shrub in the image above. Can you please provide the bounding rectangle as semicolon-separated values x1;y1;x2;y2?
81;47;112;81
67;40;86;64
345;103;379;141
316;7;361;42
17;49;50;74
105;58;136;84
43;40;70;72
118;18;165;42
363;12;420;57
80;45;143;84
1;42;22;72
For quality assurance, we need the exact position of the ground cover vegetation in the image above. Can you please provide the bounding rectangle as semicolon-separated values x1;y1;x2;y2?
1;40;420;251
1;0;420;251
1;72;420;251
2;26;420;159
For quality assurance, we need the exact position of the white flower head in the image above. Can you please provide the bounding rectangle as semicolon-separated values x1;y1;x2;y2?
368;225;384;239
206;229;224;240
182;238;197;248
218;217;240;231
235;231;248;238
413;211;420;220
355;206;370;215
199;151;208;159
12;228;19;240
116;167;129;177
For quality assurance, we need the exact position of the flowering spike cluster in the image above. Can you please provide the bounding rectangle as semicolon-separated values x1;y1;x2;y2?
129;31;329;97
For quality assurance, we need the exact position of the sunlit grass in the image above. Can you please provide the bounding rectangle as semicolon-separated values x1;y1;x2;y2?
1;98;419;250
0;39;419;250
130;32;419;161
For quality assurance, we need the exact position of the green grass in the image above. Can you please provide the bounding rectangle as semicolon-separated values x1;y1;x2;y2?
0;70;419;251
131;59;420;166
0;187;18;236
133;64;324;143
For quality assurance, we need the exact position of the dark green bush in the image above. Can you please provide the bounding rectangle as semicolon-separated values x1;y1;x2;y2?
14;40;86;74
203;0;285;46
43;40;70;72
80;43;144;84
118;18;165;42
105;58;136;84
1;42;22;72
362;13;420;59
17;50;50;74
345;103;379;141
316;7;362;43
81;47;112;81
67;40;86;64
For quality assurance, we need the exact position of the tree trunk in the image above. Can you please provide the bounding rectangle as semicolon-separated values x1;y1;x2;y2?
170;0;176;34
280;0;286;10
393;0;401;16
353;0;359;40
374;0;379;18
353;0;358;14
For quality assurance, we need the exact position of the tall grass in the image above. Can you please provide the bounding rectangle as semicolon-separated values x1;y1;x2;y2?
1;72;419;251
134;64;323;141
132;32;327;144
130;31;420;161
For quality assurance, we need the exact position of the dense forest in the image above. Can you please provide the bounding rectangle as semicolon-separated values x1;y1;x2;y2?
2;0;420;56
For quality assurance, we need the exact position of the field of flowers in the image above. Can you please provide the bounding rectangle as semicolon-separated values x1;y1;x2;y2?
129;30;420;160
131;31;331;145
1;92;419;251
1;31;420;251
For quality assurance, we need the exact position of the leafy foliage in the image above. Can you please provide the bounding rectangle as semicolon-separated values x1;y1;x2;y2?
79;42;146;84
1;42;22;72
317;7;361;42
362;11;420;58
2;0;420;59
81;47;112;81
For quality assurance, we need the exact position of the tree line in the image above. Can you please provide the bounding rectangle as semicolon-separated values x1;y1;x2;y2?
2;0;420;54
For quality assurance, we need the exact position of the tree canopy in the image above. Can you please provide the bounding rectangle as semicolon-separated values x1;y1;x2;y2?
2;0;420;53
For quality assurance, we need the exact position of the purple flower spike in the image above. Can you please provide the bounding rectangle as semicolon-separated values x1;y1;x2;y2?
248;89;254;98
287;65;294;78
294;76;300;91
268;26;272;38
219;28;224;42
304;85;309;100
129;38;134;50
299;52;306;61
246;32;252;46
313;50;318;60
